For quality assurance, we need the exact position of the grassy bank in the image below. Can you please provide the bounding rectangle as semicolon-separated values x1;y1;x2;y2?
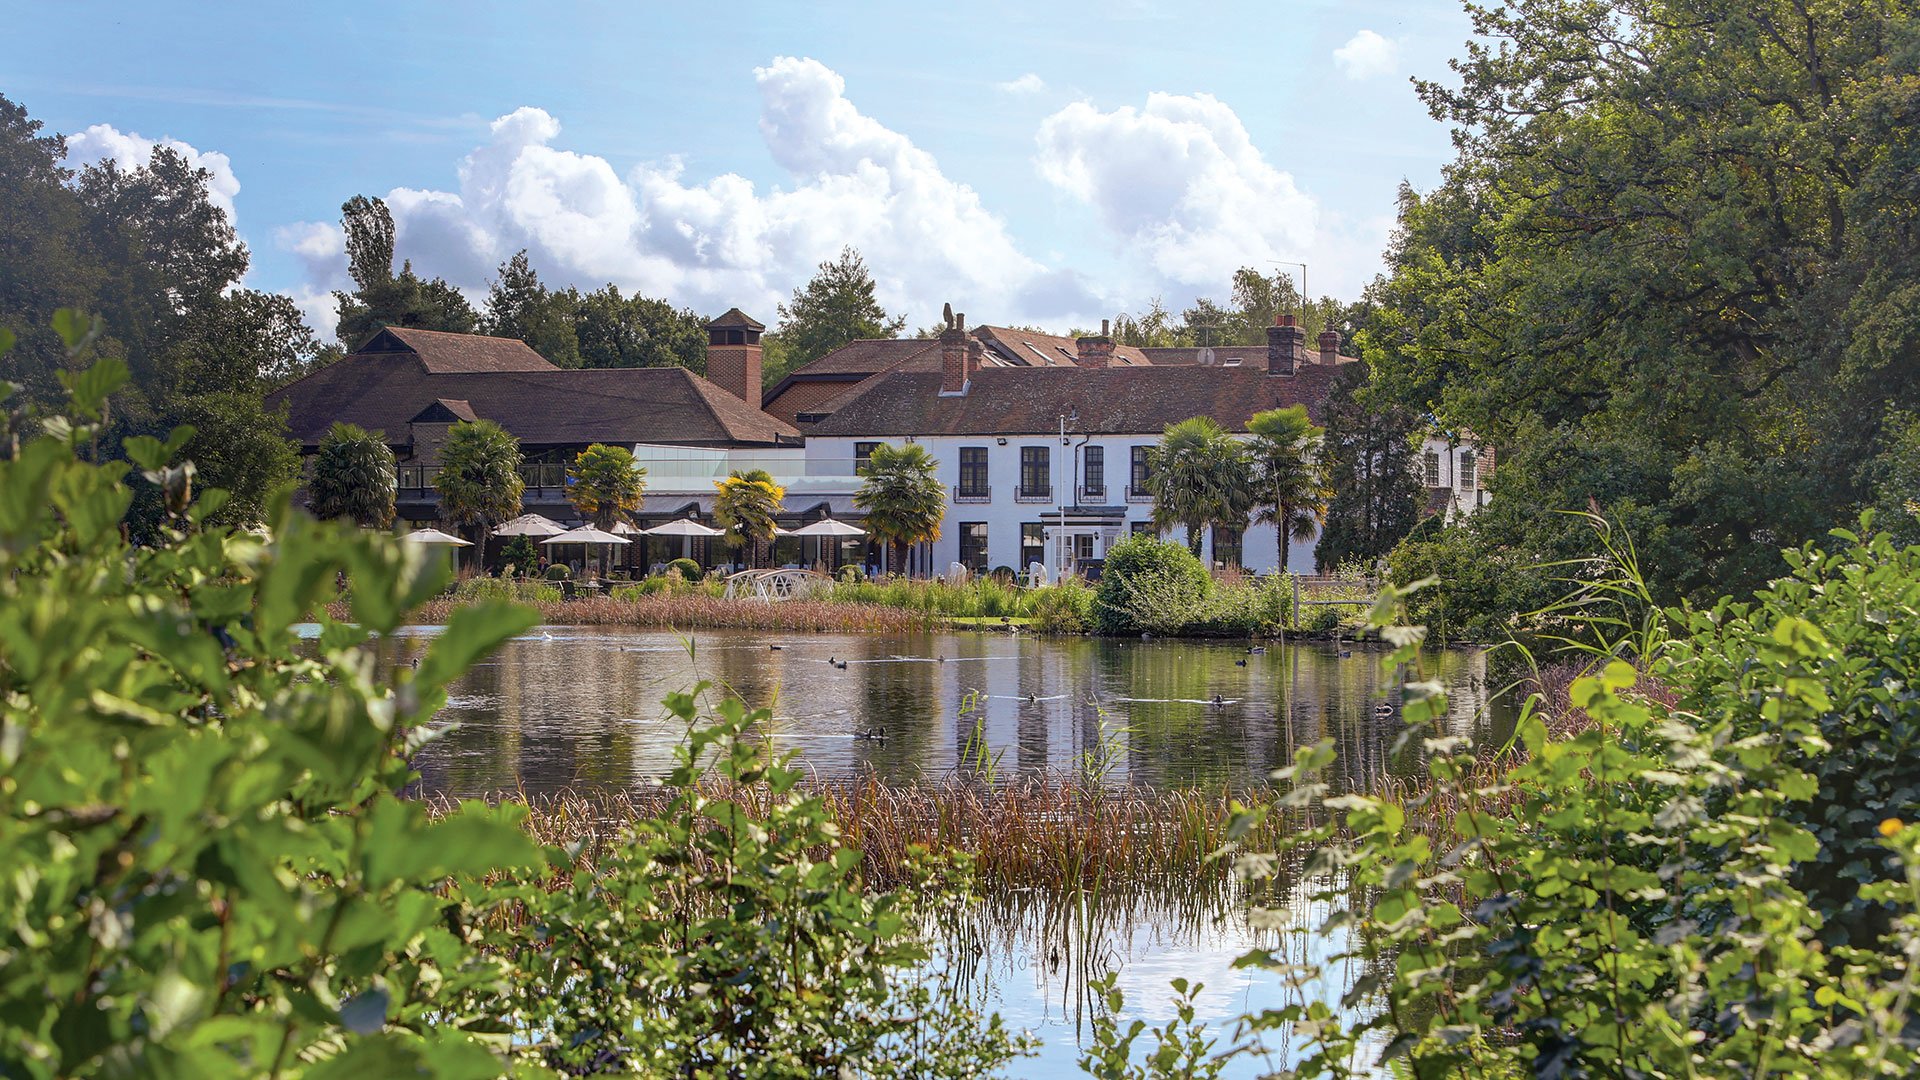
369;568;1377;637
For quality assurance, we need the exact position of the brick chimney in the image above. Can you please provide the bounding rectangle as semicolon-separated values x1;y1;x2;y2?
705;308;765;406
939;310;976;395
1076;319;1114;369
1318;328;1341;365
1267;315;1304;376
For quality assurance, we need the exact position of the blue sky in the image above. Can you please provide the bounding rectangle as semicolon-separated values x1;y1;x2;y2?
5;1;1473;336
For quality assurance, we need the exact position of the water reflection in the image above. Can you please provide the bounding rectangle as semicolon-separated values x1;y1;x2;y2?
383;627;1507;798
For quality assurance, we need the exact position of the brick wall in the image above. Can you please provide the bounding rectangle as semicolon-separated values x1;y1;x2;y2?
764;377;864;426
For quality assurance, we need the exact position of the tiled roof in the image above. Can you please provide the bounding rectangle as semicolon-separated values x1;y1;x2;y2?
707;307;765;331
973;326;1153;367
1139;345;1360;367
410;398;478;423
781;338;939;378
801;364;1341;437
364;327;559;372
269;352;798;449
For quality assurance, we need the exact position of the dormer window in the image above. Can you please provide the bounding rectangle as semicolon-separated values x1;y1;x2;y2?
1459;450;1477;490
1423;451;1441;486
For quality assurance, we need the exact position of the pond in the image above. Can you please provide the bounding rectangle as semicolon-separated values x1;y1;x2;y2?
380;626;1506;1076
383;627;1508;797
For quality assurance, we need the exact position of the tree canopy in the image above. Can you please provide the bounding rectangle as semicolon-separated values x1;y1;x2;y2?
1314;364;1424;571
772;247;904;382
713;468;785;569
0;93;304;530
1366;0;1920;612
1245;405;1327;574
332;196;479;348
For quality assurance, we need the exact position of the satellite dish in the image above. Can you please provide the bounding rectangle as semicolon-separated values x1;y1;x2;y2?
1197;347;1216;366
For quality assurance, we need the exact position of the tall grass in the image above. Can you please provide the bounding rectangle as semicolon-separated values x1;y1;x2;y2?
336;593;938;632
478;776;1293;897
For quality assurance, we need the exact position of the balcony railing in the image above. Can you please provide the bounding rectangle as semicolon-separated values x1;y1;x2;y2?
952;484;992;504
520;462;567;490
1077;485;1109;505
397;465;437;492
1014;486;1053;503
1126;485;1154;503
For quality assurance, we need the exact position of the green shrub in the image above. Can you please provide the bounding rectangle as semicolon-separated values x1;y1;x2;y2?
453;574;561;604
1094;534;1212;634
1229;535;1920;1078
544;561;572;580
667;556;702;582
1031;579;1095;633
456;688;1033;1074
499;533;540;576
0;349;546;1075
1669;519;1920;946
0;338;1031;1077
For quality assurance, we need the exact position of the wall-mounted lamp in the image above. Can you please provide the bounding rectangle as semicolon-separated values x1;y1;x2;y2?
996;437;1008;446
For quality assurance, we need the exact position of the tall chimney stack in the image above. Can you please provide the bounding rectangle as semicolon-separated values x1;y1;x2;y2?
939;308;976;395
1318;328;1341;365
704;308;766;406
1076;318;1114;369
1267;314;1304;376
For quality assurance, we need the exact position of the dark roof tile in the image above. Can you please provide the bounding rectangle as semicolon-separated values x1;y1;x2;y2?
802;364;1340;437
366;327;559;372
269;352;797;449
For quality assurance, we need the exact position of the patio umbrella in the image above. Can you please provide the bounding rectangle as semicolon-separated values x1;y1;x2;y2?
784;518;864;571
642;518;723;537
611;520;643;535
492;513;567;537
542;525;631;580
401;528;472;546
784;518;865;537
642;518;723;570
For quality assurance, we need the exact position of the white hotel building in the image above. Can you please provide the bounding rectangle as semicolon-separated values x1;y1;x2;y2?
631;311;1489;579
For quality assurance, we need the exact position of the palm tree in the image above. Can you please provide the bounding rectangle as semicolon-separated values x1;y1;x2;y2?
307;422;396;528
566;443;646;529
1146;417;1253;559
713;468;785;569
1246;406;1328;574
434;419;524;566
853;443;945;577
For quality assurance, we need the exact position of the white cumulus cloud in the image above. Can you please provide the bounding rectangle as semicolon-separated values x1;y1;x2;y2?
998;73;1046;95
278;57;1094;329
64;124;241;222
1034;92;1318;286
1333;30;1400;80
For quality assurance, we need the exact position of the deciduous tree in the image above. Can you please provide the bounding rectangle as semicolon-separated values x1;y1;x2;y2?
773;247;904;379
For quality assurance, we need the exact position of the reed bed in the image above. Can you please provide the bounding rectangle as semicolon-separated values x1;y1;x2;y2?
444;774;1296;897
331;594;938;633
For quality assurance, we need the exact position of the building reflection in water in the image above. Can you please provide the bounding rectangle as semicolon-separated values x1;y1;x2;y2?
383;627;1510;799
